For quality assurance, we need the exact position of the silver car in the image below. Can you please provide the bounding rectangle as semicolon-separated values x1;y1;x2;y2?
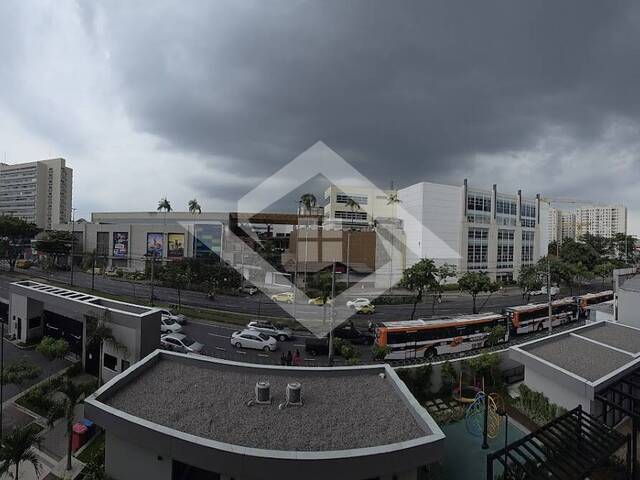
247;320;293;341
160;333;204;354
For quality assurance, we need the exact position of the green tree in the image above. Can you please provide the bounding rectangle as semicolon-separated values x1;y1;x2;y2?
611;233;637;264
160;261;192;309
399;259;438;319
188;198;201;215
157;197;172;232
593;262;615;287
344;197;361;211
517;265;543;301
467;353;501;387
580;233;611;259
0;216;40;271
34;230;75;268
86;310;125;387
386;192;402;206
299;193;317;211
36;336;69;360
431;264;457;314
458;272;499;314
558;238;598;271
0;424;42;479
47;378;94;471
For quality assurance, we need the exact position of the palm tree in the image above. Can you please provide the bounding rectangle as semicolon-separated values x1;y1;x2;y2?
386;192;401;206
157;197;172;215
0;424;42;479
299;193;317;213
86;310;125;386
48;378;89;472
188;198;201;215
344;197;361;211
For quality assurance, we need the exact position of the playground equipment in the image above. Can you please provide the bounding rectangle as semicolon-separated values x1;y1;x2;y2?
465;391;504;449
452;371;483;403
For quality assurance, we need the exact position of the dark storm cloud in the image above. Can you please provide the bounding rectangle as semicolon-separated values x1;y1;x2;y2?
90;1;640;207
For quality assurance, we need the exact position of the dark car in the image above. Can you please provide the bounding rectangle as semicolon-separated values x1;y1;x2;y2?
304;337;331;356
333;323;375;345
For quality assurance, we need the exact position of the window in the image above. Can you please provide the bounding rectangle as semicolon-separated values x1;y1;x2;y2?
334;210;367;221
121;359;130;372
467;193;491;212
336;193;368;205
521;203;536;218
467;228;489;265
522;231;535;263
96;232;109;256
497;230;514;268
103;353;118;371
467;213;490;224
27;316;41;329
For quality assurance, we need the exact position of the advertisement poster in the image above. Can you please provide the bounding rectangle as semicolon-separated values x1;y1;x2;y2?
146;233;164;257
112;232;129;257
167;233;185;257
194;224;223;259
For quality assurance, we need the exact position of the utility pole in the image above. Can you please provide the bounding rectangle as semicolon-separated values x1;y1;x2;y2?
346;232;351;288
547;258;553;335
0;320;4;441
91;249;96;290
328;261;336;366
150;252;156;306
69;208;76;286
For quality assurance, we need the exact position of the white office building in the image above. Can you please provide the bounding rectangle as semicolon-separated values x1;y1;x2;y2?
398;180;547;283
0;158;73;229
576;205;627;238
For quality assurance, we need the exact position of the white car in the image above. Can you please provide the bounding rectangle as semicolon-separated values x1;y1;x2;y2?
160;333;204;354
346;298;372;309
161;317;183;334
530;286;560;296
247;320;293;341
158;309;187;325
231;329;277;351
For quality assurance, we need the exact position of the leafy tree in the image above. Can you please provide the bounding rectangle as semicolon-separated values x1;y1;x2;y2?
467;353;501;387
1;359;41;386
458;272;499;314
486;324;507;347
594;262;615;287
47;378;94;471
36;336;69;360
81;441;111;480
0;216;40;271
431;264;457;314
160;261;192;309
157;197;172;214
344;197;361;211
299;193;317;211
517;265;543;301
0;424;42;479
611;233;637;264
386;192;402;206
86;310;125;386
558;238;598;271
580;233;611;259
399;259;438;319
307;271;333;303
34;230;75;268
188;198;201;215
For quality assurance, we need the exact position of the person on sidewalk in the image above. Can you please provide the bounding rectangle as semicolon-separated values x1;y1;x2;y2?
280;352;287;366
293;349;302;366
286;350;293;366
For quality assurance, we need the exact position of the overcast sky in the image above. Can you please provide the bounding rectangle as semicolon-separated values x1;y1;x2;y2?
1;1;639;233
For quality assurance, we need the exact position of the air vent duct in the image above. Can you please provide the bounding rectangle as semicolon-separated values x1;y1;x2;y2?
255;381;271;404
286;382;302;405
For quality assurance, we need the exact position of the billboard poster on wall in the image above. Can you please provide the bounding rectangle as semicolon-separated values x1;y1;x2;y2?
167;233;185;257
194;224;223;259
146;233;164;257
112;232;129;257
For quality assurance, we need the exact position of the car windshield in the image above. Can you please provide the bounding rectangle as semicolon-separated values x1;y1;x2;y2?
182;337;196;346
258;333;270;341
164;318;176;325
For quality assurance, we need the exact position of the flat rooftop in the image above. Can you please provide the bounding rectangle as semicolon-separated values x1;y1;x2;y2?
100;354;434;452
515;321;640;383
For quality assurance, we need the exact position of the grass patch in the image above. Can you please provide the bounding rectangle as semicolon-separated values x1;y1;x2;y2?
77;432;105;464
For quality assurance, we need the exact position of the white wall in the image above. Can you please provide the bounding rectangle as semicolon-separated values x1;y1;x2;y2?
523;366;592;413
106;432;171;480
617;287;640;329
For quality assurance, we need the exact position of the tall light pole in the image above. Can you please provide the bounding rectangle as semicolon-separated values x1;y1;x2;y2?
69;207;76;286
328;260;336;367
346;231;351;288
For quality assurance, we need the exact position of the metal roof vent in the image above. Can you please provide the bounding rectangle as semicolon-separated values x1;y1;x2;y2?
255;381;271;404
286;382;302;405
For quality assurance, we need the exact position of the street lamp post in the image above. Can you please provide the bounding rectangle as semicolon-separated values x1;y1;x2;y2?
328;260;336;367
69;208;76;286
547;258;553;335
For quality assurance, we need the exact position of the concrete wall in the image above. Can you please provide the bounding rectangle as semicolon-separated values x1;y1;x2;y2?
106;432;171;480
617;281;640;329
523;366;592;413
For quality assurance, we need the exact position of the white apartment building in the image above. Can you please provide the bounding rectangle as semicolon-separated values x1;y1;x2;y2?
576;205;627;238
398;180;547;283
0;158;73;229
322;185;399;230
548;208;576;244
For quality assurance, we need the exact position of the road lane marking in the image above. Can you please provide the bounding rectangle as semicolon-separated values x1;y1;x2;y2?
257;354;269;358
207;333;230;338
235;350;247;355
304;358;316;361
293;344;305;347
215;347;226;351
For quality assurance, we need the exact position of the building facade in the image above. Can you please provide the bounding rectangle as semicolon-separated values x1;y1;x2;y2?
576;205;627;238
398;180;546;283
322;185;399;230
0;158;72;229
547;208;576;244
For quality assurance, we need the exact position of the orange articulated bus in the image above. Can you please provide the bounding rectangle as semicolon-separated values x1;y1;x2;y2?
504;297;577;335
576;290;614;318
375;313;509;361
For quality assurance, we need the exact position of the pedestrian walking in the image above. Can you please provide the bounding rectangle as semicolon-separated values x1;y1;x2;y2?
286;350;293;366
293;349;302;366
280;352;287;366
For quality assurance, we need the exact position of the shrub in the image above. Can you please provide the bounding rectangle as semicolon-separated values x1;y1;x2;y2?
513;384;567;426
397;364;433;403
36;336;69;361
66;361;83;378
17;376;64;417
371;344;391;361
440;361;457;396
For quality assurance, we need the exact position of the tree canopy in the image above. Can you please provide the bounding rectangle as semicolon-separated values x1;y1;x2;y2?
0;216;40;271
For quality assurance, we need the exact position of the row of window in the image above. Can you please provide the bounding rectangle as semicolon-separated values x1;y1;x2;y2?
468;229;535;266
336;193;368;205
496;199;517;215
104;352;130;372
334;210;367;220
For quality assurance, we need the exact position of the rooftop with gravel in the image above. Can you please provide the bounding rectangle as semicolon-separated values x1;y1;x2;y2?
102;356;429;451
574;322;640;355
523;330;633;382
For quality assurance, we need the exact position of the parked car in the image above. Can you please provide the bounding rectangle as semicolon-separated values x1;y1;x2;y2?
346;298;372;309
530;286;560;296
308;297;333;306
333;322;375;345
355;304;375;314
239;285;258;295
158;309;187;325
304;337;331;356
247;320;293;341
160;333;204;354
231;330;278;351
15;259;32;269
160;317;183;334
270;291;295;304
